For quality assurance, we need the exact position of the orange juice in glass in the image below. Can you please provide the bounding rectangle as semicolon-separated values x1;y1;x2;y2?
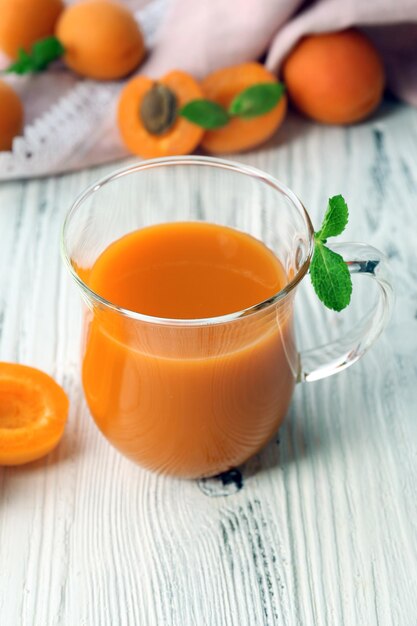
62;157;392;478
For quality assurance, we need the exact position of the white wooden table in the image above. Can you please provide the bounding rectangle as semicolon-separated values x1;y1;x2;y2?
1;104;417;625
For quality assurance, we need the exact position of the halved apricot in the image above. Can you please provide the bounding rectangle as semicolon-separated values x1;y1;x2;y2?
117;70;204;158
201;62;287;154
0;362;69;465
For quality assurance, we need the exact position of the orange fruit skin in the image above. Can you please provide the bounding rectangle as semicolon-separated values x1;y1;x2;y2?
56;0;145;80
0;80;24;151
201;62;287;154
0;0;63;59
282;29;385;125
0;363;69;465
118;70;204;158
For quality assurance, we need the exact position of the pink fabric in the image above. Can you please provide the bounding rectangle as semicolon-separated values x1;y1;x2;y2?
143;0;417;107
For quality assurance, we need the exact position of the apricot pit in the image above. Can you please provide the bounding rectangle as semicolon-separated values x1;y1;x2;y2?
140;84;178;135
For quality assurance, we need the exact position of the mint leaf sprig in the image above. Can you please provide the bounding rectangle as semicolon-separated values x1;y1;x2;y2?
179;82;285;129
5;36;64;75
229;82;285;119
310;195;352;312
179;100;230;129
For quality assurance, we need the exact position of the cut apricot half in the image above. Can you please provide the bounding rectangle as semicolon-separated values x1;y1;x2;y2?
201;62;287;154
0;363;69;466
117;70;204;158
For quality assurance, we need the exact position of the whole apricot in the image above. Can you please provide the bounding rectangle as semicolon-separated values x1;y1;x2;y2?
282;29;385;125
0;80;24;151
56;0;145;80
201;63;287;154
0;0;63;59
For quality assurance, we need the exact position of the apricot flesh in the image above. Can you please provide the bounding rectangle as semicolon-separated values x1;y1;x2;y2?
0;80;24;151
282;29;385;125
0;0;63;59
56;0;145;80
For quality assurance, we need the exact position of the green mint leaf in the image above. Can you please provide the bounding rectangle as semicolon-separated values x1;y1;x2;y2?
31;36;65;71
6;48;32;75
316;194;348;241
229;82;285;119
179;100;229;129
6;36;64;75
310;241;352;311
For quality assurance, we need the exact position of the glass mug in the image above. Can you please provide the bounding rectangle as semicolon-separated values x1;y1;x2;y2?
62;157;393;478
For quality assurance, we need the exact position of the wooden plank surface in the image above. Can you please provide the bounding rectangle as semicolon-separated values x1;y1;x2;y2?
1;103;417;625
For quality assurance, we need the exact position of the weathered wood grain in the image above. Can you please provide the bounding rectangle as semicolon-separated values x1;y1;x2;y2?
1;104;417;625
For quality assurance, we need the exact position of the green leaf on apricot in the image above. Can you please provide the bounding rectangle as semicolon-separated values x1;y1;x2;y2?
6;36;65;75
229;82;285;119
179;100;230;129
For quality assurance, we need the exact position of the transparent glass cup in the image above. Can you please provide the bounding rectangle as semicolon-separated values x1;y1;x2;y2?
62;157;393;478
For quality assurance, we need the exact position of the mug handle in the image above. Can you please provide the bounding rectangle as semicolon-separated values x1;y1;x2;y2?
298;242;394;383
